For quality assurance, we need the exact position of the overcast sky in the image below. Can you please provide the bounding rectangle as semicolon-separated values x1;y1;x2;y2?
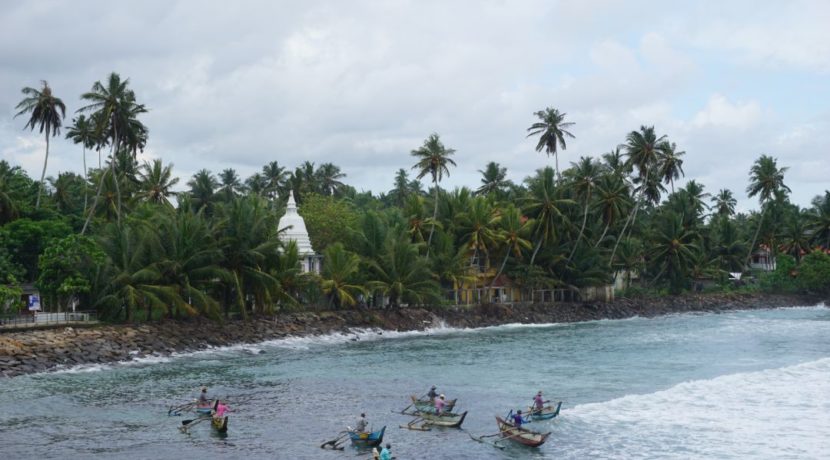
2;0;828;211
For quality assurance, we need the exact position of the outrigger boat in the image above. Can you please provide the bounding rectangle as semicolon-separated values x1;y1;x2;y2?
409;395;456;413
348;425;386;448
524;401;563;421
211;415;229;433
495;416;551;447
418;410;468;428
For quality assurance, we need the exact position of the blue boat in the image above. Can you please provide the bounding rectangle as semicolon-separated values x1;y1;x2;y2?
348;425;386;448
526;401;563;421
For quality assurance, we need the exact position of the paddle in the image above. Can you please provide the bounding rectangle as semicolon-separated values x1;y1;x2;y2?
320;431;349;449
465;430;506;450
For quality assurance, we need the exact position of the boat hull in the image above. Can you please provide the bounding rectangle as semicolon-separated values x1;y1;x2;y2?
349;425;386;448
495;416;550;447
527;401;563;420
212;416;228;433
419;410;467;428
411;395;456;413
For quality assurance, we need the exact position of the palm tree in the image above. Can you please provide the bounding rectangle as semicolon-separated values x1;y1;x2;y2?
218;168;242;202
564;156;601;262
411;133;457;258
649;212;700;294
746;155;790;267
593;174;631;248
475;162;512;197
65;115;98;214
711;189;737;217
488;204;532;291
658;142;685;193
244;172;267;196
527;107;575;177
389;168;411;207
187;169;218;214
78;73;147;232
137;159;179;206
262;161;288;200
315;162;346;196
458;196;500;283
367;233;441;308
806;191;830;250
523;167;574;265
320;243;365;309
14;81;66;209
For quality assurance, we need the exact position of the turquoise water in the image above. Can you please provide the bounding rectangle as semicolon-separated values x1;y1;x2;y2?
1;305;829;459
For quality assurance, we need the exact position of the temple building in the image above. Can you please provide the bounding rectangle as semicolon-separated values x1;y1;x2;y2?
277;191;322;274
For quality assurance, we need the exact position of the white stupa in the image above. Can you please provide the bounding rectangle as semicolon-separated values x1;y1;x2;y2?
277;190;322;273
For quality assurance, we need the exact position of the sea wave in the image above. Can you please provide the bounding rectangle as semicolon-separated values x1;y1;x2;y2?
560;357;830;459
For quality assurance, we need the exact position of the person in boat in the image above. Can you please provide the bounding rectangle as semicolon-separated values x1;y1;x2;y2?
354;413;368;433
532;390;549;414
372;447;380;460
213;399;229;419
196;386;211;408
511;409;529;428
426;385;438;401
434;394;447;414
380;443;392;460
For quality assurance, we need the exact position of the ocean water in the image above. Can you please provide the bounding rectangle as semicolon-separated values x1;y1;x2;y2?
1;305;828;459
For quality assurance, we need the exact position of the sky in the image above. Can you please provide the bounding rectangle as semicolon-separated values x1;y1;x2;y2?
1;0;829;212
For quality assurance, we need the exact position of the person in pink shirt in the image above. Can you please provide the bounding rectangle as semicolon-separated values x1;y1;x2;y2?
434;394;446;414
213;400;229;419
532;390;549;414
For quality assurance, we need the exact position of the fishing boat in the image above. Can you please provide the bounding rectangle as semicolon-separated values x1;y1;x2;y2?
495;416;551;447
526;401;563;421
348;425;386;448
418;410;468;428
410;395;457;413
211;415;228;433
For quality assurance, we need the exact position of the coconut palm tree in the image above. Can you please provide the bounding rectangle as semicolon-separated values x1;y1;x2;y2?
411;133;457;258
458;195;500;278
523;167;574;265
78;73;147;233
320;243;365;309
807;191;830;249
218;169;242;202
564;156;601;262
367;233;441;308
315;162;346;196
649;212;700;294
137;159;179;206
475;161;512;197
14;81;66;209
65;115;98;214
527;107;575;177
244;172;267;197
711;189;737;217
388;168;411;207
262;161;289;200
488;204;532;291
658;141;685;193
593;174;631;248
187;169;218;215
746;155;790;267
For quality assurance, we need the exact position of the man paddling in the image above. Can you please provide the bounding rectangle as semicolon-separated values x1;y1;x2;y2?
380;443;392;460
532;390;549;414
426;385;438;401
355;413;368;433
196;386;211;409
434;394;447;414
511;409;529;428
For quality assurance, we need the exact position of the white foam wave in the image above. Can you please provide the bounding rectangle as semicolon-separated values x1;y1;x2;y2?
561;358;830;459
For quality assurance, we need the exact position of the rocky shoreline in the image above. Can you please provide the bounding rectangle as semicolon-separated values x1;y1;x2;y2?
0;292;822;378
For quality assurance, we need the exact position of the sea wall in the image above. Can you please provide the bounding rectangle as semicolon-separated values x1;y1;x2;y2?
0;292;821;378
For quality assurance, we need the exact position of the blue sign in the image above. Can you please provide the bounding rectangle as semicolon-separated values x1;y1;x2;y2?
28;295;41;311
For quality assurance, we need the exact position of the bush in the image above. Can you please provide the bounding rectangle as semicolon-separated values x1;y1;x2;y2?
798;251;830;294
759;255;798;293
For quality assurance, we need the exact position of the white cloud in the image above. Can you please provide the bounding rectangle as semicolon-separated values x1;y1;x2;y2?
692;94;762;131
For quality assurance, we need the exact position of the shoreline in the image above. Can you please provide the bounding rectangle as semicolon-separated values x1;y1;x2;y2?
0;292;823;378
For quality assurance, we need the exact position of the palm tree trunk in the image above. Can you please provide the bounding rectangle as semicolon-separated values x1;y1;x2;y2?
609;201;637;267
35;133;50;209
529;238;543;266
82;146;88;216
746;207;766;269
594;220;611;248
112;122;122;227
488;250;511;292
568;193;591;263
81;167;108;235
426;182;439;259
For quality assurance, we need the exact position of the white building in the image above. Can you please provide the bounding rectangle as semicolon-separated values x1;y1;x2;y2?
277;191;322;274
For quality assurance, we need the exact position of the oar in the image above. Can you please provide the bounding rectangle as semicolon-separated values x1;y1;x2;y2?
466;430;506;449
320;431;349;449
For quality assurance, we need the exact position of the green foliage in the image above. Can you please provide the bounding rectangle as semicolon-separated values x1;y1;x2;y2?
37;234;105;311
299;193;358;252
798;251;830;294
0;218;72;281
759;254;798;293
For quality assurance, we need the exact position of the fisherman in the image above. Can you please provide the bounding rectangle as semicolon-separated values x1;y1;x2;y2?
532;390;549;414
213;400;229;419
196;386;211;408
434;394;447;414
511;409;528;428
380;443;392;460
355;413;368;433
426;385;438;401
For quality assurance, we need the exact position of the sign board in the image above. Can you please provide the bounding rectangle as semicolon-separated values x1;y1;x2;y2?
28;295;41;311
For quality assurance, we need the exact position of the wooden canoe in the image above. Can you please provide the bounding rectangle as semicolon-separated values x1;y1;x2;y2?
211;416;228;433
410;395;457;413
419;410;467;428
495;416;550;447
348;425;386;448
526;401;563;421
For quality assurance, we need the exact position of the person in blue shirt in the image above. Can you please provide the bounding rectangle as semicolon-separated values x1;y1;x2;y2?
511;409;529;428
380;443;392;460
